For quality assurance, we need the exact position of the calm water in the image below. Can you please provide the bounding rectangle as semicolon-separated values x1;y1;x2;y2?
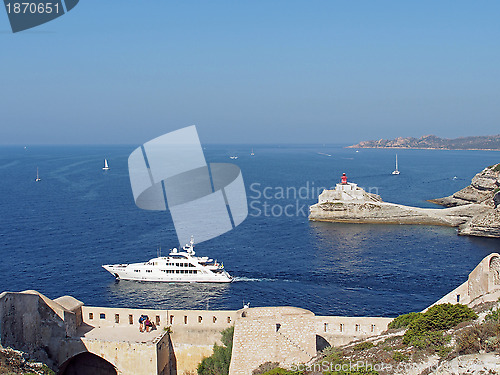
1;145;499;317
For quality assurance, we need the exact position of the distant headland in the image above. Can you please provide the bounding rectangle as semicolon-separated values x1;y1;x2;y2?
347;134;500;150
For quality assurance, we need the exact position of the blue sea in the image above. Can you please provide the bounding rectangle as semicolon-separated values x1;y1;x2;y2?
1;145;499;318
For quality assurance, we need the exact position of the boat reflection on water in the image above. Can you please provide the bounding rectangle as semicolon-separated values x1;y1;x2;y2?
107;279;231;310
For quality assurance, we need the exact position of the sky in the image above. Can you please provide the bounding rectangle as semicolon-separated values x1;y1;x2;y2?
0;1;499;145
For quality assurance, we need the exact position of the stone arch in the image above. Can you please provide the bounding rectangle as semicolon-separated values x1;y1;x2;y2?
58;352;117;375
489;256;500;288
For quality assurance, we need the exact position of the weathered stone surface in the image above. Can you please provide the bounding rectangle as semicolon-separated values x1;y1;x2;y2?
458;208;500;238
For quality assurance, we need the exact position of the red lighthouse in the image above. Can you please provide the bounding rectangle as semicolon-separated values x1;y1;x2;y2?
341;173;347;184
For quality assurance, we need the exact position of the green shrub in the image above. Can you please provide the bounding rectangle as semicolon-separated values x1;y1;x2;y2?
405;304;477;337
485;308;500;322
253;362;304;375
253;362;281;375
404;331;450;350
437;346;452;358
41;366;56;375
353;341;374;351
324;366;379;375
198;327;234;375
392;351;408;362
321;347;344;364
388;312;421;330
260;368;303;375
403;304;476;351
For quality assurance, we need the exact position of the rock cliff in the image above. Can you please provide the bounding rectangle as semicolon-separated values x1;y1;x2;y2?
429;164;500;238
309;165;500;238
429;164;500;207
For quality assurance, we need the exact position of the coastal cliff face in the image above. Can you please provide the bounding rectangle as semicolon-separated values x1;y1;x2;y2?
309;165;500;238
430;164;500;238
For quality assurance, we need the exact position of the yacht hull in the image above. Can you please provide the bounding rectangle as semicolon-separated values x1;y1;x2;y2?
102;264;233;283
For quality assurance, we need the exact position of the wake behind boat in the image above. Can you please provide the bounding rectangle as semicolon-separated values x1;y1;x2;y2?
102;238;232;283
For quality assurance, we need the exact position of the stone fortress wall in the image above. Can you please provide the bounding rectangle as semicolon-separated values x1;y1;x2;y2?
428;253;500;309
1;252;500;375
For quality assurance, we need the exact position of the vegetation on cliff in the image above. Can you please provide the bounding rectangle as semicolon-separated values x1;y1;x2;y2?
198;326;234;375
0;347;54;375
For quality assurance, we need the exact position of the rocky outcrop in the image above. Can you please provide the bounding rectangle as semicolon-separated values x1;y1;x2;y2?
309;184;491;227
458;209;500;238
429;164;500;207
429;164;500;238
309;165;500;238
310;200;490;227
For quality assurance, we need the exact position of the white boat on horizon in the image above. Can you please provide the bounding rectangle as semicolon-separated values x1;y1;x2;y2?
102;238;233;283
391;154;400;175
35;167;41;182
251;148;254;156
102;158;110;171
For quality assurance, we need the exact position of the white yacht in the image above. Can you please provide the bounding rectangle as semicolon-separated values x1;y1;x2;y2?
102;238;233;283
35;167;41;182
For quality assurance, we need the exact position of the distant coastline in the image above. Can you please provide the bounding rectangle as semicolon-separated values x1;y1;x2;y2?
347;134;500;150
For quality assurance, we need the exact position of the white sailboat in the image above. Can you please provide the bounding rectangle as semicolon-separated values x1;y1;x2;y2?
251;148;255;156
35;167;41;182
391;154;400;175
102;158;110;171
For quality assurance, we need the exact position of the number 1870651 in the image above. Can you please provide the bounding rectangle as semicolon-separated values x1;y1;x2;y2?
6;2;61;14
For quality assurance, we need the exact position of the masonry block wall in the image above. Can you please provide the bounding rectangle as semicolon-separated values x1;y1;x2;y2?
229;307;317;375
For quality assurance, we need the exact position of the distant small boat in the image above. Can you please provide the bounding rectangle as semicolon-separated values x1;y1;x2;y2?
251;148;254;156
102;159;110;170
229;156;238;160
35;167;41;182
391;154;400;175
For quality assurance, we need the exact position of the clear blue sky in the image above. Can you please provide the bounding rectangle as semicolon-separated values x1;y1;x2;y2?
1;1;499;144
